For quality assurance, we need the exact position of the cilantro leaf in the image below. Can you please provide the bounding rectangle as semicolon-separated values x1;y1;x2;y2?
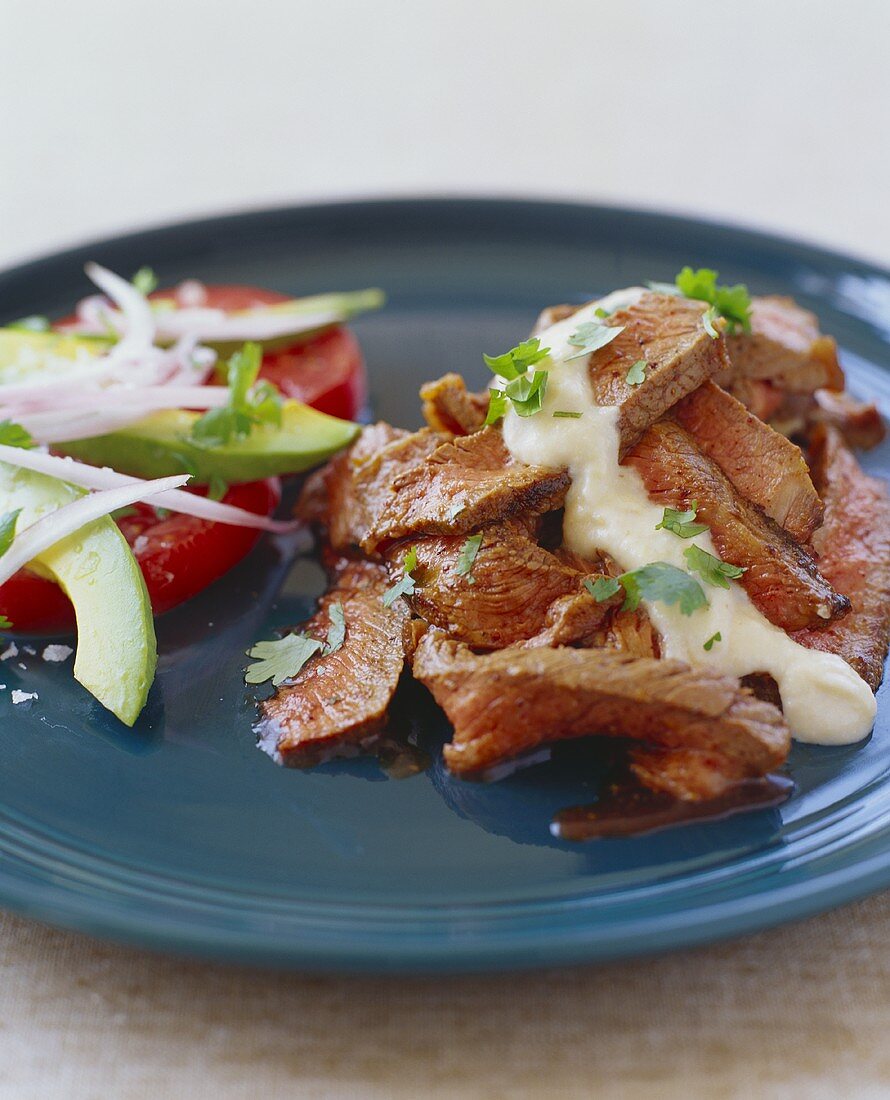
190;342;282;449
594;306;611;318
323;602;346;655
0;616;12;630
552;410;582;419
674;266;752;334
484;389;508;426
566;322;624;361
0;420;34;450
8;315;50;333
626;359;647;386
483;338;550;381
244;633;323;686
619;562;708;616
456;533;483;583
683;544;746;589
655;502;709;539
584;575;621;602
132;267;158;295
0;509;21;558
703;631;722;651
383;546;419;607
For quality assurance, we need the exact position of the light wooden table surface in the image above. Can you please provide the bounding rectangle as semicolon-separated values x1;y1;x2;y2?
2;1;890;1097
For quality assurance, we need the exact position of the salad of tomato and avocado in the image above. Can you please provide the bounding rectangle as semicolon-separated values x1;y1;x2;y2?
0;263;383;725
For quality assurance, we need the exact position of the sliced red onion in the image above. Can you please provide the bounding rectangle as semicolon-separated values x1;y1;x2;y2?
84;263;156;355
10;385;229;416
0;445;302;533
0;473;188;588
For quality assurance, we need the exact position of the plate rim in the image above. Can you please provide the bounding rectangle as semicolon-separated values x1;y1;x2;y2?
1;195;888;973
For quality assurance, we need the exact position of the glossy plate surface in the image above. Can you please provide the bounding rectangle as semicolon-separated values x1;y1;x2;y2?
0;200;888;973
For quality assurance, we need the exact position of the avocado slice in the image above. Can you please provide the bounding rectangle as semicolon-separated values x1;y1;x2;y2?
0;463;156;726
56;401;360;483
0;328;109;381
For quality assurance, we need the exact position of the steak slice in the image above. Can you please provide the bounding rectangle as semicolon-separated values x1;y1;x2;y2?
587;292;732;455
793;426;890;690
364;427;570;553
259;558;412;765
420;373;488;435
810;389;887;451
413;632;790;785
723;295;845;394
625;419;850;631
396;520;616;649
299;425;440;551
672;380;823;542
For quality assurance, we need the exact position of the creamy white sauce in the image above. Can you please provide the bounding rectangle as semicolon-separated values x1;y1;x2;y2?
502;291;876;745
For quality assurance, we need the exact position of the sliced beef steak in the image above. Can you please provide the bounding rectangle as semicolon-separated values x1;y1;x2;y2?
420;373;488;435
586;292;732;455
299;425;440;551
364;427;570;553
396;520;616;649
259;559;411;765
810;389;887;451
413;632;790;788
793;426;890;690
625;419;849;631
672;380;823;542
723;295;845;394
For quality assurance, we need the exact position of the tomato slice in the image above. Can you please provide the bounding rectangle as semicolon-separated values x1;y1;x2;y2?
0;480;280;635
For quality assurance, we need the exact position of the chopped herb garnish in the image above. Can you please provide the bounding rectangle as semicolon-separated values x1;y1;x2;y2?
207;474;229;502
655;501;709;539
323;602;346;655
483;338;550;379
625;359;647;386
0;616;12;630
0;509;21;558
8;315;50;333
584;575;621;601
566;321;624;361
585;563;707;616
245;599;347;687
244;633;323;686
703;631;722;651
594;306;611;319
683;544;746;589
701;304;720;339
0;420;34;450
620;561;708;616
383;546;419;607
190;342;282;448
132;267;158;295
456;533;483;584
483;338;551;422
552;410;583;419
674;267;752;334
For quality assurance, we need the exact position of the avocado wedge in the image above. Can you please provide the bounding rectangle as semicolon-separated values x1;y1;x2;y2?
0;328;109;380
56;401;360;483
0;463;156;726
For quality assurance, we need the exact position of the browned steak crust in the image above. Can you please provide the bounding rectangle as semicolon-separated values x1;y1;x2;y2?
413;631;790;785
259;559;411;765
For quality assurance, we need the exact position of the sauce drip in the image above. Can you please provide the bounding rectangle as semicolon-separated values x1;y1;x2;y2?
552;774;794;840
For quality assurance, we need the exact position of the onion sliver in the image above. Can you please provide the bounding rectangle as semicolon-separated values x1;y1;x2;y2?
0;473;188;588
0;446;301;533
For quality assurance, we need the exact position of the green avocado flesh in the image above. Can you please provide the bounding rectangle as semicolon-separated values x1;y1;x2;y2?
0;328;108;380
56;402;360;483
0;463;156;726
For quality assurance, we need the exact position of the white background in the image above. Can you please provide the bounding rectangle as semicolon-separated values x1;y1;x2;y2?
3;0;889;269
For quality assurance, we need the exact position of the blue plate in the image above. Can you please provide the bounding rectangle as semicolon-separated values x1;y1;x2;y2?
0;199;888;973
